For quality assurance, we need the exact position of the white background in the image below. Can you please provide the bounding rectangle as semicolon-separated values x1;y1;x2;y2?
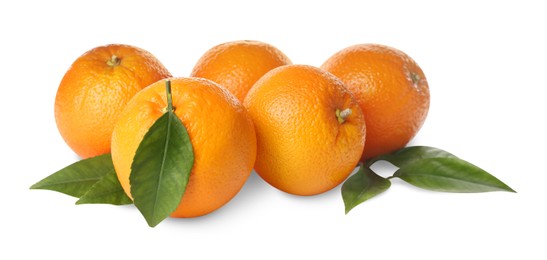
1;0;545;259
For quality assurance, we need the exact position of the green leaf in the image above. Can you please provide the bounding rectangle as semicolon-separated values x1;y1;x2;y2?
342;164;391;214
30;154;114;198
372;146;457;168
130;109;194;227
76;168;132;205
394;157;516;193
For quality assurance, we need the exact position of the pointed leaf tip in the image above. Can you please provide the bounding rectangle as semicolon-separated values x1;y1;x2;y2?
394;157;516;193
342;164;391;214
30;154;115;198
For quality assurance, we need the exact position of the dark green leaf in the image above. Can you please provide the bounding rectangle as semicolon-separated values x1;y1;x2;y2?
372;146;456;168
130;111;194;227
394;157;516;193
76;168;132;205
342;164;391;214
30;154;114;198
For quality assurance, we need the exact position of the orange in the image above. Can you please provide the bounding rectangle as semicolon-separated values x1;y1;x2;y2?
54;44;171;158
111;77;257;218
244;65;366;196
321;44;430;160
190;40;292;102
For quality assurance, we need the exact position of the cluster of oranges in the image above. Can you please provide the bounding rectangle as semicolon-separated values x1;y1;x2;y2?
54;41;429;218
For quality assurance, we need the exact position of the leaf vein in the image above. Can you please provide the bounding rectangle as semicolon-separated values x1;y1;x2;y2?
401;172;503;188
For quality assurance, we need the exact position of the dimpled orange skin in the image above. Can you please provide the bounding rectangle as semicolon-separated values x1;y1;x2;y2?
321;44;430;160
244;65;366;196
190;40;292;102
111;77;257;218
54;44;171;158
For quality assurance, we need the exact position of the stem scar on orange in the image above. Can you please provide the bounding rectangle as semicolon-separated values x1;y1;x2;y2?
54;44;171;158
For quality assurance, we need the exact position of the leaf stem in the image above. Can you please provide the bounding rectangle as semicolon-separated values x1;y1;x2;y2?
165;80;174;113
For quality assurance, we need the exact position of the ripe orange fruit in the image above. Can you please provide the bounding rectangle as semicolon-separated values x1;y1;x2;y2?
244;65;366;196
54;44;171;158
321;44;430;160
190;40;292;102
111;77;257;218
